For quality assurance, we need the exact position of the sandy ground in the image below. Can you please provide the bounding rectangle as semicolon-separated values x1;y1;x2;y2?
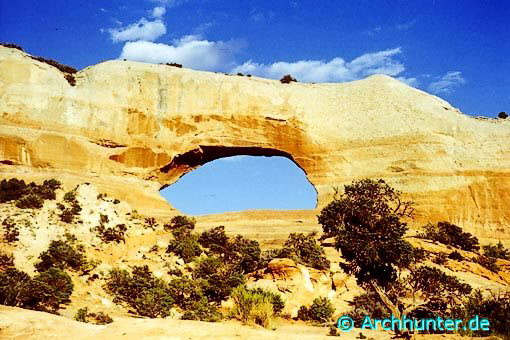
0;306;482;340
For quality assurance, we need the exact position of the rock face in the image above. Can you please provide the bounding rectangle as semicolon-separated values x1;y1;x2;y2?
0;46;509;241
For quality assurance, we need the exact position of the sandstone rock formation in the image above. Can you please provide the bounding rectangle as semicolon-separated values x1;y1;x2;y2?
0;46;509;242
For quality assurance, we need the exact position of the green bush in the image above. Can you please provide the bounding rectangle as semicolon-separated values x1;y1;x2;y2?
74;307;113;324
166;227;202;263
448;250;464;261
297;297;335;323
144;217;158;230
164;215;196;231
0;178;28;202
419;222;479;252
106;265;175;318
167;277;205;309
63;190;77;202
349;290;390;326
280;232;330;270
2;218;19;242
74;307;88;322
0;252;14;270
0;179;61;208
483;241;510;260
89;311;113;324
198;226;262;273
193;256;245;303
59;190;81;223
229;286;277;328
0;267;73;313
94;223;127;243
34;268;74;312
15;193;44;209
35;239;89;273
133;287;174;318
453;290;510;338
181;297;222;322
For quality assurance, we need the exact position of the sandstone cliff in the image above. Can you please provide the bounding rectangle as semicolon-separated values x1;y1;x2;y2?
0;46;509;242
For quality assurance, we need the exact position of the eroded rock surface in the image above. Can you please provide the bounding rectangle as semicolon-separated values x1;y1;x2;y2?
0;46;509;242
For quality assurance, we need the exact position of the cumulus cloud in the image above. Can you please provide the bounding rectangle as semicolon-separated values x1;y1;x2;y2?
108;17;166;42
231;47;408;83
428;71;465;95
151;6;166;18
119;35;243;72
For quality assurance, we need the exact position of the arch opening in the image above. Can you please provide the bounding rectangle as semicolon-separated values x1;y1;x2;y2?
159;148;317;215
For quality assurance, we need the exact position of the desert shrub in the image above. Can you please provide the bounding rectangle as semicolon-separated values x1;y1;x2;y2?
15;193;44;209
89;311;113;324
297;297;334;323
181;297;222;322
0;267;73;313
198;226;229;252
34;268;74;312
2;218;19;242
74;307;113;324
280;232;330;270
59;190;82;223
144;217;158;229
0;252;14;270
94;223;127;243
498;111;508;119
74;307;88;322
0;179;61;208
132;287;174;318
30;56;77;73
166;227;202;263
483;241;510;260
419;222;479;251
106;265;175;318
64;74;76;86
476;255;500;272
280;74;297;84
165;62;183;68
453;290;510;338
164;215;196;231
245;287;284;315
167;277;205;309
408;266;472;317
64;190;76;202
193;256;245;303
199;226;262;273
432;252;448;265
0;42;24;51
349;290;390;326
448;250;464;261
0;178;28;202
35;239;88;273
229;286;276;328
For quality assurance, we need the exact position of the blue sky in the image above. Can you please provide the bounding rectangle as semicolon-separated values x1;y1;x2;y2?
1;1;508;213
160;156;317;214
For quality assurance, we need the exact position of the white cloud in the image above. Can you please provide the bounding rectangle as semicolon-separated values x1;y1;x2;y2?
232;47;408;83
397;77;419;87
396;19;417;31
108;17;166;42
150;0;188;8
428;71;465;95
119;35;243;72
152;6;166;18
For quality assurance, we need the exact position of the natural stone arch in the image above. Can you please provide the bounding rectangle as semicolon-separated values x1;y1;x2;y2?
1;46;510;242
